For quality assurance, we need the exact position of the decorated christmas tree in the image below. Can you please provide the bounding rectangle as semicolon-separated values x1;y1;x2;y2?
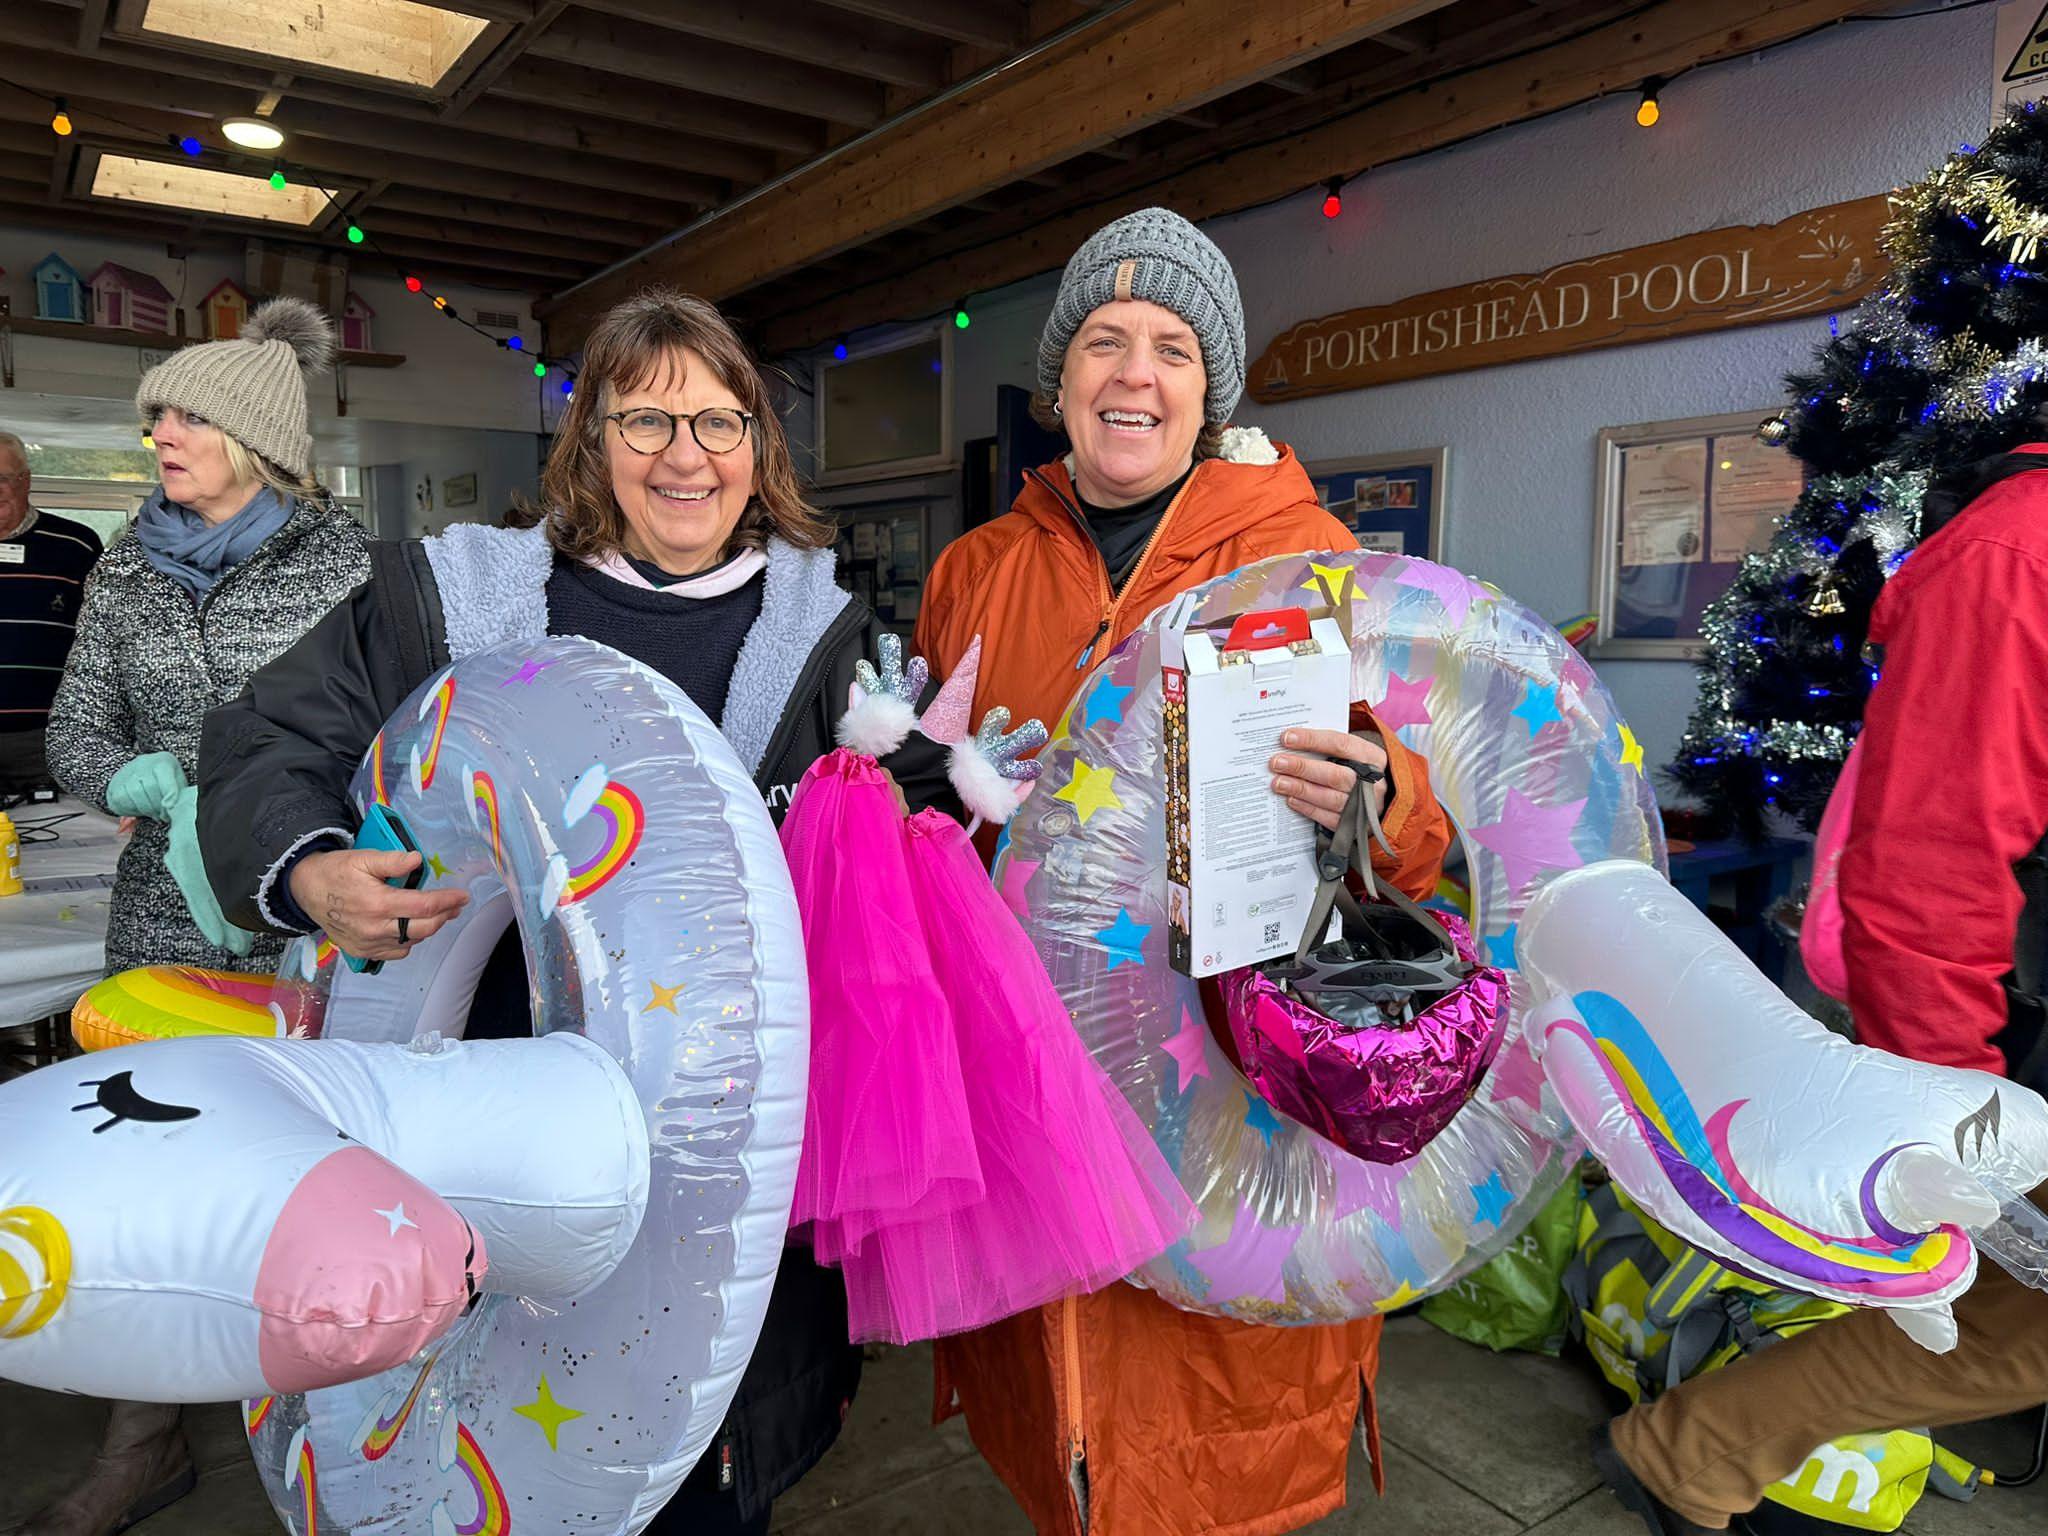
1672;104;2048;838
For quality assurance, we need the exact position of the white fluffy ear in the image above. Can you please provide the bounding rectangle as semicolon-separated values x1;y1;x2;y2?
947;741;1027;826
837;689;918;757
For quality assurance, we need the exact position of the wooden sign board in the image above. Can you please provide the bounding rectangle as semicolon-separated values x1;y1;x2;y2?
1249;195;1890;404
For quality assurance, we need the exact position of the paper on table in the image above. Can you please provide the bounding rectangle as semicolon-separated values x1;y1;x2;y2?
1709;434;1804;563
1620;439;1707;566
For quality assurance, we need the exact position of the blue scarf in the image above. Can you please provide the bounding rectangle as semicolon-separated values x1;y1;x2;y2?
134;485;295;602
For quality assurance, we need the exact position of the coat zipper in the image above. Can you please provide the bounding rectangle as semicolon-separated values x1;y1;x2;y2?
1024;466;1195;672
1059;1292;1089;1534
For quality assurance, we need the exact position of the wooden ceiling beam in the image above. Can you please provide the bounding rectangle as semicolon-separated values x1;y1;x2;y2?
751;0;1888;352
370;186;664;248
489;59;825;156
573;0;951;90
0;92;698;229
539;0;1465;342
362;208;635;264
526;11;885;127
811;0;1029;50
0;35;733;205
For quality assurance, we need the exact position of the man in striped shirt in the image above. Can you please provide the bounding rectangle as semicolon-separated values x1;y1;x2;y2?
0;431;102;786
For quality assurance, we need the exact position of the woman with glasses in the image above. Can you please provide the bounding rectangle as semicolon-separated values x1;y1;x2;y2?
32;302;371;1536
199;288;951;1536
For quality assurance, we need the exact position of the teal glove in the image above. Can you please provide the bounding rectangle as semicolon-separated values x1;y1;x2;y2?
167;785;254;957
107;751;188;821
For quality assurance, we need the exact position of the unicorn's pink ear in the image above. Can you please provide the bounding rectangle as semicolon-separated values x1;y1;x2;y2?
918;634;982;746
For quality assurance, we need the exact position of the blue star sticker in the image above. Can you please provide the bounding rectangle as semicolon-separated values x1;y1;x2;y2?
1081;676;1133;730
1511;680;1563;735
1469;1170;1514;1228
1096;908;1151;969
1484;924;1519;970
1244;1091;1285;1148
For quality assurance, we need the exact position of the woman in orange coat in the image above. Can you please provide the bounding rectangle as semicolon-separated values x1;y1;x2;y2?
913;208;1452;1536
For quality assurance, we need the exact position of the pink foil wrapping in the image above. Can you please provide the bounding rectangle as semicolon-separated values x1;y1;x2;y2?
1221;913;1509;1165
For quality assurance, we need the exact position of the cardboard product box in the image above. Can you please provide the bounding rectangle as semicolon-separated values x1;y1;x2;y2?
1164;608;1350;977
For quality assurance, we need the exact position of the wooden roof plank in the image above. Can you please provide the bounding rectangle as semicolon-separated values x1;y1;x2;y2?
573;0;950;90
490;58;826;155
750;0;1887;352
539;0;1465;339
812;0;1028;50
526;9;886;126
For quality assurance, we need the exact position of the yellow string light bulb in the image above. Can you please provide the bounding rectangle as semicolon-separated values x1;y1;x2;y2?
1636;80;1663;129
51;100;73;137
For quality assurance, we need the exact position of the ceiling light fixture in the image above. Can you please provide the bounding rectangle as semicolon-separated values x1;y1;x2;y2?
221;117;285;151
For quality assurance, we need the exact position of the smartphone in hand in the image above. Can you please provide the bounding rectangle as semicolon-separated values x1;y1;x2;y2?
344;803;424;976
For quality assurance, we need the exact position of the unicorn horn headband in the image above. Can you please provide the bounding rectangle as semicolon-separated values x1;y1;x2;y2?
916;635;1046;833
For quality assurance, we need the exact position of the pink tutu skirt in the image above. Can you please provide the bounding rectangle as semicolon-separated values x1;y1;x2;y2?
781;750;1194;1344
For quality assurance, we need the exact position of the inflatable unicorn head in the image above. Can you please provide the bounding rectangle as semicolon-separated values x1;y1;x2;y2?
0;1032;645;1401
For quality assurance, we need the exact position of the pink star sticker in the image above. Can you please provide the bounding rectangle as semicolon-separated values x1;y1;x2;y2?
503;657;556;687
1487;1037;1548;1114
1330;1153;1403;1225
1472;788;1587;895
999;858;1040;919
1162;1005;1212;1092
1189;1204;1302;1305
1395;560;1479;631
1372;671;1433;731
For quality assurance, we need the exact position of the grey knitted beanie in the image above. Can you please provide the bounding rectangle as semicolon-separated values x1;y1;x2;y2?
1037;207;1245;425
137;297;337;478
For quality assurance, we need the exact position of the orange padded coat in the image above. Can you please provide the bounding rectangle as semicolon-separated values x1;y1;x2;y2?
911;442;1451;1536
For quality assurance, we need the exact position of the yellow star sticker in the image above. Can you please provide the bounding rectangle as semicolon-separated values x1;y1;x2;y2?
1055;759;1123;824
1308;561;1353;603
1374;1281;1425;1313
1618;723;1645;775
643;978;684;1013
427;853;449;879
514;1373;583;1451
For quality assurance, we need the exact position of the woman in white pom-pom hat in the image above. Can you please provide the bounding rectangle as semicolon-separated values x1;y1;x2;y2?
32;297;369;1536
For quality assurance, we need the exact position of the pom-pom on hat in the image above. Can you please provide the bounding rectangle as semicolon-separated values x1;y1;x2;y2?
136;296;338;479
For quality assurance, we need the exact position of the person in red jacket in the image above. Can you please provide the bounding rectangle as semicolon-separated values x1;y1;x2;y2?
1593;449;2048;1533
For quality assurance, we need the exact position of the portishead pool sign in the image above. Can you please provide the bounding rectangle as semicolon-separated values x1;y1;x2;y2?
1248;196;1890;404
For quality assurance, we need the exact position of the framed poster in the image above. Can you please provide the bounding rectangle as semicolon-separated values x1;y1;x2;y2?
1302;447;1446;560
444;472;478;508
832;503;930;636
1592;409;1804;660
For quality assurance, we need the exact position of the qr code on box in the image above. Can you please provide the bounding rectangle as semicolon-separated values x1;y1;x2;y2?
1263;921;1283;946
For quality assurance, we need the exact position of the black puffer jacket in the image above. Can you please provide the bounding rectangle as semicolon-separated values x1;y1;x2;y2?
199;522;954;1524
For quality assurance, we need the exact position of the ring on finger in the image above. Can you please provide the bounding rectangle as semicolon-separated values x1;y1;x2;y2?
397;915;411;945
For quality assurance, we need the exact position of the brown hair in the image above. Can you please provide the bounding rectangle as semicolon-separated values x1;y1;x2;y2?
1028;389;1226;461
523;289;832;562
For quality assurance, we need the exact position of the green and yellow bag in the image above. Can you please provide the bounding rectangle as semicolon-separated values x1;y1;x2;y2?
1566;1179;1987;1532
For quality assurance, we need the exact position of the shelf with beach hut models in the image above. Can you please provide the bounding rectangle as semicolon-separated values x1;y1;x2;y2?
0;304;405;369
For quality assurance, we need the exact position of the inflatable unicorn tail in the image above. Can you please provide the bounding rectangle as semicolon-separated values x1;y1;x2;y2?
1518;860;2048;1353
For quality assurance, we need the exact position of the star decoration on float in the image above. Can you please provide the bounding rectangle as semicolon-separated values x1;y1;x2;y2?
373;1202;418;1237
1511;680;1563;735
1162;1005;1212;1091
1374;671;1434;731
1080;676;1132;731
503;657;556;687
1472;789;1586;895
1483;923;1519;970
1469;1170;1515;1228
1618;722;1646;774
999;858;1041;919
1394;560;1478;630
427;853;449;879
1190;1205;1302;1305
1056;759;1123;824
1375;1280;1426;1313
1095;908;1150;969
513;1374;583;1452
1331;1152;1403;1224
1308;560;1353;603
1486;1039;1547;1114
643;978;684;1014
1243;1090;1285;1148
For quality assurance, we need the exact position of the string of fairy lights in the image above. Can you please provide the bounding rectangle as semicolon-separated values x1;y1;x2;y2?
3;76;578;397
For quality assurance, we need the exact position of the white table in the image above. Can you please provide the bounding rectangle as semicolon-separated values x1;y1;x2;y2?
0;799;120;1031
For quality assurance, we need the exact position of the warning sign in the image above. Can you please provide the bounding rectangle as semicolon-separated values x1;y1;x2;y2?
1997;1;2048;119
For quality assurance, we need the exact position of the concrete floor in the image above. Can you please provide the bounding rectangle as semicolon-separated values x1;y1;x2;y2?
2;1317;2040;1536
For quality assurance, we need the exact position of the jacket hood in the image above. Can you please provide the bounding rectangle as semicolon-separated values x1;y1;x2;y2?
1016;427;1320;561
